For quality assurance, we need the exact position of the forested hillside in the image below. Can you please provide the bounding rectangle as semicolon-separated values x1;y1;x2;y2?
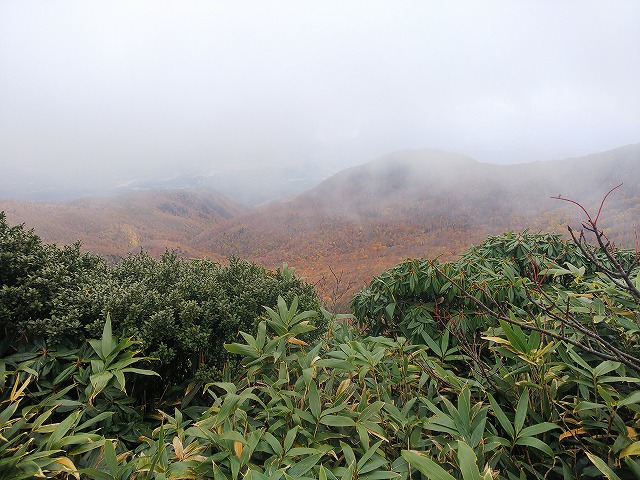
193;144;640;305
2;196;640;478
2;144;640;308
1;189;245;259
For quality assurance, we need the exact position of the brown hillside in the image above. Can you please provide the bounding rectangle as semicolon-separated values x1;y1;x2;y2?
192;145;640;307
3;144;639;310
1;189;245;260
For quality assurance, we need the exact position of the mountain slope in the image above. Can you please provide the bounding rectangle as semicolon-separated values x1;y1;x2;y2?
191;144;640;304
1;189;245;259
3;144;638;308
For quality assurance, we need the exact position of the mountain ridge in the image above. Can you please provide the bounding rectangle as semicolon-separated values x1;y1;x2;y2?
190;143;639;303
2;143;638;305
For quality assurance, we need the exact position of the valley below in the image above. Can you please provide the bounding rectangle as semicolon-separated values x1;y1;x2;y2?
2;144;639;309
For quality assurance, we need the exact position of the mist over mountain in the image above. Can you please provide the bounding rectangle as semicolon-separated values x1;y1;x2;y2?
190;144;639;299
2;144;639;303
300;144;640;222
116;162;334;207
0;160;333;206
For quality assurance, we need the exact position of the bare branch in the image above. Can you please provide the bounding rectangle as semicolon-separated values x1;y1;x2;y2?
595;183;623;225
558;187;640;302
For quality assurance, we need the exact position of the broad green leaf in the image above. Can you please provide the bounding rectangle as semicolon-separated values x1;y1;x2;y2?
314;359;356;371
358;401;385;423
593;361;621;378
210;382;238;395
357;440;384;471
401;450;456;480
287;453;324;477
109;355;143;371
55;434;103;448
320;415;356;427
422;332;443;357
617;391;640;408
213;462;230;480
52;364;78;385
113;370;126;391
76;468;112;480
514;390;529;434
340;463;355;480
309;381;321;420
457;441;482;480
620;441;640;458
499;318;529;354
363;420;388;442
104;440;118;476
359;456;388;475
69;440;106;456
46;410;80;450
120;367;159;377
0;399;20;423
288;447;324;457
341;441;356;468
256;321;267;350
574;401;607;412
225;342;261;358
362;471;400;479
101;314;115;359
284;426;298;452
514;436;553;457
566;348;592;371
219;430;246;444
262;431;283;456
294;408;316;425
89;371;113;399
357;424;370;451
32;404;57;430
215;394;242;426
239;331;259;350
586;452;622;480
623;457;640;477
519;422;559;437
385;303;396;322
319;465;339;480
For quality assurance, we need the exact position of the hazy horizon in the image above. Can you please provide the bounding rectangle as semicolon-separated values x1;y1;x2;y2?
1;1;639;200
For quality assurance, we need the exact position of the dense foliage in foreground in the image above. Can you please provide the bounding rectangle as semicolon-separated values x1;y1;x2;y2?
2;211;640;478
1;211;321;397
351;229;640;478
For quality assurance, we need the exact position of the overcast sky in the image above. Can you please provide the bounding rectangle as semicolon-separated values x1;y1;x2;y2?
1;1;639;196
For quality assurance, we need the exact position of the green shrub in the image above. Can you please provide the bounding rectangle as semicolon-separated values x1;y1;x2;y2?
77;252;322;389
350;229;640;478
2;236;639;478
0;213;322;400
0;212;107;342
351;230;637;343
0;316;156;479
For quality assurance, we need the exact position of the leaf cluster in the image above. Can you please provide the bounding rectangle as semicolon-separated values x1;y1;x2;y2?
350;230;640;477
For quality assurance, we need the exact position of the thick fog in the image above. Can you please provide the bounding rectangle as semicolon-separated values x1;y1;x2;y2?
1;1;639;201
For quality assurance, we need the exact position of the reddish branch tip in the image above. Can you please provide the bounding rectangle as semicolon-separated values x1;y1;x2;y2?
552;183;623;228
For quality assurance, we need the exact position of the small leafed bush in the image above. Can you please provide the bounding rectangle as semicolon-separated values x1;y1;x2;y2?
0;212;322;398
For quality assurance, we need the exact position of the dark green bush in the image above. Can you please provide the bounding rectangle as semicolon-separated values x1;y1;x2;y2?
0;212;322;398
351;230;636;342
0;212;108;342
77;252;322;387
